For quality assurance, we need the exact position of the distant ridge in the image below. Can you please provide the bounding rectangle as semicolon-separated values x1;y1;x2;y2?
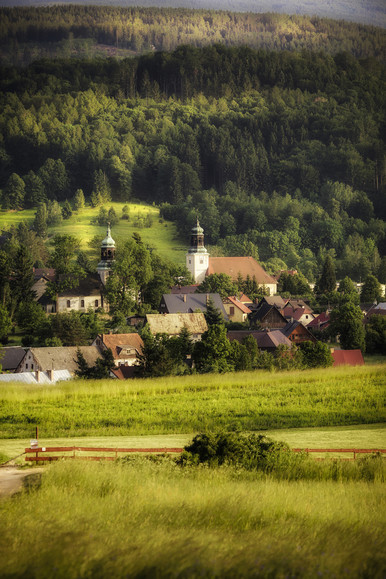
1;0;385;28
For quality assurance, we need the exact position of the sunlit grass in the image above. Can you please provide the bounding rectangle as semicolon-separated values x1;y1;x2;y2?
1;365;384;439
0;460;384;577
0;202;186;264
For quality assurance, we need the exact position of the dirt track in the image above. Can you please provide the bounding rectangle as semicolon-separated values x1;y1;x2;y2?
0;467;44;497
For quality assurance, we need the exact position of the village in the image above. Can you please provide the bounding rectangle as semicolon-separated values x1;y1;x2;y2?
0;220;383;383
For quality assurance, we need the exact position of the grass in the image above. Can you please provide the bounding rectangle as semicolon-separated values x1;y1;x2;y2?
0;365;385;439
0;460;385;577
0;201;186;265
1;424;385;466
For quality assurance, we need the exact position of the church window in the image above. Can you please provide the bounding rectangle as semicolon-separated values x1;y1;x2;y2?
67;300;71;308
95;300;99;307
81;299;85;308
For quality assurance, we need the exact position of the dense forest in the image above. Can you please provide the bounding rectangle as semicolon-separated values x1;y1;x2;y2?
0;6;385;66
1;0;385;28
0;6;385;284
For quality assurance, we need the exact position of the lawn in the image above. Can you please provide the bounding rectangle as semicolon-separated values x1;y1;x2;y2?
0;365;384;439
0;202;187;265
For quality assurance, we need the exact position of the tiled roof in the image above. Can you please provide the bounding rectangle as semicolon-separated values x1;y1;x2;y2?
0;347;26;371
160;293;228;319
261;296;287;309
332;349;364;367
146;313;208;335
226;296;252;314
227;330;291;350
307;312;330;328
280;320;314;339
23;346;101;373
170;285;199;294
110;366;136;380
98;333;144;359
207;257;277;285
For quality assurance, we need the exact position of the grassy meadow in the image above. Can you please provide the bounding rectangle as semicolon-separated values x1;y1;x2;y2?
0;365;385;440
0;202;186;264
0;459;385;578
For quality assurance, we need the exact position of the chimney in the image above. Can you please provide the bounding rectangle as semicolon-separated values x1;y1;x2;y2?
48;368;54;381
183;294;187;302
35;370;40;383
206;293;210;305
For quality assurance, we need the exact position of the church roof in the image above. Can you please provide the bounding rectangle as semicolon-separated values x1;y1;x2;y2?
101;224;115;248
207;257;277;285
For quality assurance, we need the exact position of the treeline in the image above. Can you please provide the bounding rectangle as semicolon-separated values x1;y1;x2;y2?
0;6;385;66
0;45;385;282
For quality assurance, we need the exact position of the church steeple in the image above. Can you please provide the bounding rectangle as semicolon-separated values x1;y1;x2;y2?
97;223;115;285
186;219;209;283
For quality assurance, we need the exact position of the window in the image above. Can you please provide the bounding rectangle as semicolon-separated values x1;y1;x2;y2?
67;300;71;308
229;306;235;316
26;364;28;369
81;299;85;308
31;364;34;369
200;257;204;264
95;300;99;307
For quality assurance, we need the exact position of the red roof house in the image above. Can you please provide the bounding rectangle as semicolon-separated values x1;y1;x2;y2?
332;349;364;367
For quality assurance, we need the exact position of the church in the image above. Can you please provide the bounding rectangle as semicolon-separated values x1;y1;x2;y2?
186;220;277;295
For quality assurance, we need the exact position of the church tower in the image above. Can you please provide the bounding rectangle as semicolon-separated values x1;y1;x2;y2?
186;219;209;284
97;223;115;286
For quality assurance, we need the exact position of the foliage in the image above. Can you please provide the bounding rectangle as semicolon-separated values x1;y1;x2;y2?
360;274;383;303
179;432;293;472
192;323;233;373
299;340;334;368
365;315;386;354
315;254;336;295
197;273;237;299
75;347;115;379
330;301;366;351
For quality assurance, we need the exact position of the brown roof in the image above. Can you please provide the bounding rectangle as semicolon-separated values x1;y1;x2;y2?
332;349;364;367
24;346;101;373
261;296;287;309
226;296;252;314
170;285;199;294
228;330;291;350
110;366;136;380
146;313;208;336
98;333;144;359
207;257;277;285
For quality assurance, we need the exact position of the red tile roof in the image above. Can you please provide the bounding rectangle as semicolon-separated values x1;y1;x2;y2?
332;349;364;367
226;296;252;314
99;333;144;359
207;257;277;285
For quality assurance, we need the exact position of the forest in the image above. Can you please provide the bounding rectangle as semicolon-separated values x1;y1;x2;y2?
0;6;385;66
1;40;385;284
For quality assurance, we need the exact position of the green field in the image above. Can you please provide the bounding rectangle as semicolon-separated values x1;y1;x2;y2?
0;460;385;577
0;365;385;439
0;202;187;265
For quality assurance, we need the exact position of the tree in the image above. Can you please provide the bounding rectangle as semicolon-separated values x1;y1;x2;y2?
337;276;359;304
62;199;73;220
105;234;152;315
48;235;85;293
360;275;382;303
38;158;69;201
365;316;386;354
192;324;233;373
329;302;365;351
197;273;238;299
136;328;176;377
299;341;334;368
75;347;115;379
11;245;36;307
47;200;63;226
204;297;224;326
50;312;89;346
0;305;12;343
2;173;25;209
33;203;48;238
73;189;85;211
23;170;45;207
315;255;336;294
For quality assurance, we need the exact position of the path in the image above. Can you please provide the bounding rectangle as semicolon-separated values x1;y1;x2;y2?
0;467;44;498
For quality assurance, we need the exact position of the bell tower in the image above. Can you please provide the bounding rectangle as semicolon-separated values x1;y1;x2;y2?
186;219;209;284
97;223;115;285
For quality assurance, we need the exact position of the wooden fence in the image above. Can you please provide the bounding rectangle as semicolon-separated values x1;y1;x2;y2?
25;446;386;463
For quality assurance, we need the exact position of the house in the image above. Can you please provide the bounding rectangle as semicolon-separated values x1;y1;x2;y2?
364;303;386;323
0;370;72;384
249;302;288;329
282;306;315;325
57;274;105;313
223;296;251;323
280;320;317;345
16;346;102;375
0;346;26;373
92;333;144;367
227;330;292;353
159;293;228;320
146;313;208;340
259;296;288;309
185;220;277;294
332;349;364;367
307;311;331;332
110;366;137;380
32;269;56;313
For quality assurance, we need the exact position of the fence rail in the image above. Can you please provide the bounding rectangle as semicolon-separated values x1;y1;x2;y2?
25;447;386;463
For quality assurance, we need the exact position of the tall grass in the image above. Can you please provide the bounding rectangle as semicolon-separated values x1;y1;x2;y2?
0;460;385;578
0;365;385;438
